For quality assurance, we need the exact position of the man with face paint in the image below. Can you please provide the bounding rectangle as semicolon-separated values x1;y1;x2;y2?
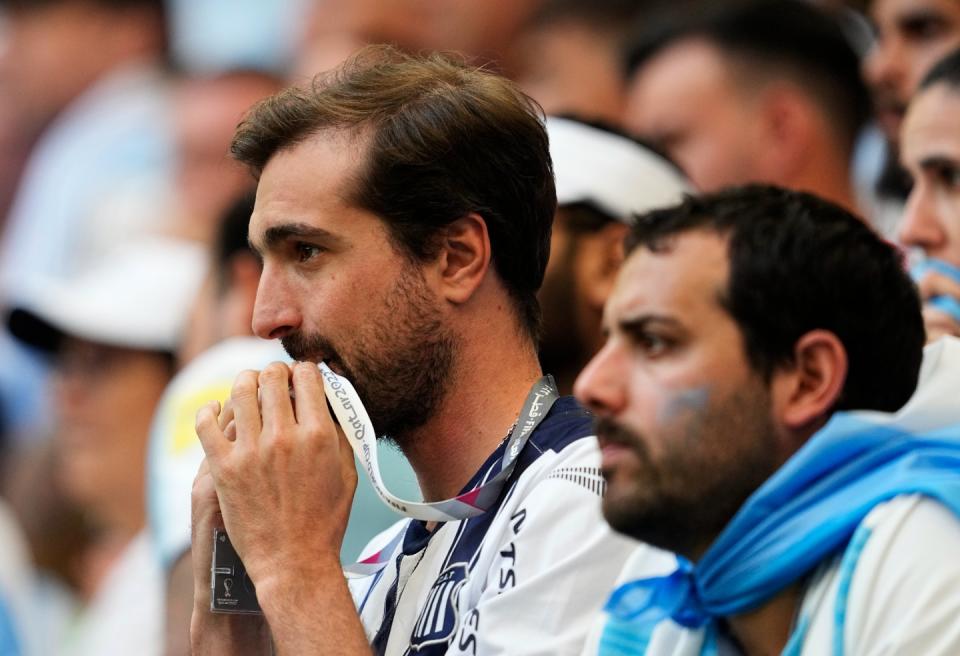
189;46;660;655
576;185;960;655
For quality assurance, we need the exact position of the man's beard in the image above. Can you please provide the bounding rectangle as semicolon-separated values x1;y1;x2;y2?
595;385;780;559
282;267;459;447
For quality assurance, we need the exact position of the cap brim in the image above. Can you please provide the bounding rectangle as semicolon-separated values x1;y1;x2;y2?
6;307;63;353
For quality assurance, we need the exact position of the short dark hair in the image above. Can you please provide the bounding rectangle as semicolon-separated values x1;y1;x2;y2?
231;45;556;340
627;185;924;413
624;0;871;152
919;47;960;92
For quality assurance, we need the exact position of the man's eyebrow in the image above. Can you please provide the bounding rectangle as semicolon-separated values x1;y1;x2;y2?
249;223;344;254
618;314;683;333
919;155;960;173
602;311;680;336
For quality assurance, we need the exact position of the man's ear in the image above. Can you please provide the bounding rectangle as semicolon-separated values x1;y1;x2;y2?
583;221;629;310
436;213;491;304
773;329;848;431
754;83;815;179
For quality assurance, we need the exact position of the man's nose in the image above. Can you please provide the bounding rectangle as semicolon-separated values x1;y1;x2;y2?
899;182;946;256
574;340;627;417
251;265;301;340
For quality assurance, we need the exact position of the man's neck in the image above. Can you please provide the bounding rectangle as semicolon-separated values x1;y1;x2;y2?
401;336;543;503
726;583;802;656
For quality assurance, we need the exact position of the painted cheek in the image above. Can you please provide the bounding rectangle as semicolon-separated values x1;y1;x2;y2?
656;385;712;426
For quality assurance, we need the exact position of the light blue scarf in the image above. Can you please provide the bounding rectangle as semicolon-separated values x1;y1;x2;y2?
913;258;960;324
600;339;960;653
0;593;22;656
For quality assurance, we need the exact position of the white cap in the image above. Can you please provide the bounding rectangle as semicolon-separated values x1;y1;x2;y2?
7;238;207;354
547;116;692;221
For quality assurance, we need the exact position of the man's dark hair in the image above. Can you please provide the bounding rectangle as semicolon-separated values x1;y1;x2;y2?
627;185;925;413
624;0;871;152
231;45;556;340
919;47;960;92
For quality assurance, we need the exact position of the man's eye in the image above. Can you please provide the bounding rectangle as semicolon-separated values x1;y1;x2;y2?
635;333;671;357
937;165;960;189
296;243;322;262
902;16;947;41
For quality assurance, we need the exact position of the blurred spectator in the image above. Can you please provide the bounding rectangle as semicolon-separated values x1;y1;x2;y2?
857;0;960;233
0;0;171;276
511;0;663;127
540;117;690;394
0;0;166;141
0;0;174;440
863;0;960;156
2;437;87;656
6;238;205;656
623;0;870;216
168;70;283;245
899;48;960;342
295;0;544;79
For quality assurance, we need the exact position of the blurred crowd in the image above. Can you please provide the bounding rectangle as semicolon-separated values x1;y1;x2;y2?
0;0;958;654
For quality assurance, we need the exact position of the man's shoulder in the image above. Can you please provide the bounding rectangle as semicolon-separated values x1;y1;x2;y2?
801;495;960;654
526;395;594;455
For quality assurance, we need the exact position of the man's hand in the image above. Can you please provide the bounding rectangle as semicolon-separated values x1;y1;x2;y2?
193;361;369;654
190;457;271;654
917;270;960;343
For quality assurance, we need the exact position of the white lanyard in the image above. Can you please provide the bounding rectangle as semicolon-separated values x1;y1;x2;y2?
319;363;559;524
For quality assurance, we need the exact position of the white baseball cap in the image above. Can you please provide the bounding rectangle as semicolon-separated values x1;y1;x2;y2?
547;116;692;221
7;237;207;354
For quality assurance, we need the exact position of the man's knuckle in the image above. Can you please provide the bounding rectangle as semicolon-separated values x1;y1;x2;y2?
260;362;289;383
231;371;260;400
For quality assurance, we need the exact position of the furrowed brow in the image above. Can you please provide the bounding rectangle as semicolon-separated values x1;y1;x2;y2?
253;223;345;254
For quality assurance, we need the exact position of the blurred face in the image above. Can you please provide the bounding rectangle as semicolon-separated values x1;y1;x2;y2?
512;21;627;126
0;4;118;135
249;132;459;443
174;76;279;238
899;83;960;267
574;230;780;558
538;213;590;391
864;0;960;143
538;208;628;393
53;338;172;531
625;39;764;192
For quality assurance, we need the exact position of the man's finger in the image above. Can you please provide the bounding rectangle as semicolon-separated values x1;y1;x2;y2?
230;369;263;444
218;399;235;432
918;270;960;301
196;401;228;462
259;361;296;430
291;361;336;433
923;307;960;341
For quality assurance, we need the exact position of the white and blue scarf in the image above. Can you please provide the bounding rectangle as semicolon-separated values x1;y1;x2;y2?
598;337;960;655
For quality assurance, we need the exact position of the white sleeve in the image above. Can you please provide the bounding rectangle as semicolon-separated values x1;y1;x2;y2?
845;495;960;656
448;443;674;656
